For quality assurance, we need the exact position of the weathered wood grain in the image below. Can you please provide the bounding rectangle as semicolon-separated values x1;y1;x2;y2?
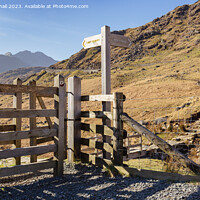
68;76;81;163
101;26;112;160
0;84;57;97
54;75;66;176
0;144;57;159
0;160;56;178
29;80;37;163
0;129;57;141
113;92;124;165
0;109;56;118
13;78;22;165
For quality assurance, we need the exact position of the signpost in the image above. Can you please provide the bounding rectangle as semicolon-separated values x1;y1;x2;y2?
82;25;132;159
82;28;131;49
82;34;101;49
110;34;132;48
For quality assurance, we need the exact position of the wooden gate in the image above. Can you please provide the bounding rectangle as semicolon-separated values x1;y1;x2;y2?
0;75;66;177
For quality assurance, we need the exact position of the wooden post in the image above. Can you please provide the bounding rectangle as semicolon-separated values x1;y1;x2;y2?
101;25;111;96
13;78;22;165
54;75;66;176
113;92;124;165
126;135;130;159
29;80;37;163
82;26;131;160
68;76;81;163
140;135;143;153
101;25;111;160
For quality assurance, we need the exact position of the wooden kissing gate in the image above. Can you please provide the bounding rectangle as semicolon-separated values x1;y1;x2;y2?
67;76;126;167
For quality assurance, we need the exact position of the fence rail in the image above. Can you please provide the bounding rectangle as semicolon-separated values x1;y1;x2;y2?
0;128;57;141
0;109;56;118
0;84;57;98
0;75;66;178
0;160;56;178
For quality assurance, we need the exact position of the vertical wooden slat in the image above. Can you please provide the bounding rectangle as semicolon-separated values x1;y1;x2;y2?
29;80;37;163
13;78;22;165
54;75;66;176
125;136;130;159
113;92;124;165
68;76;81;163
140;135;143;153
101;26;111;160
64;93;67;159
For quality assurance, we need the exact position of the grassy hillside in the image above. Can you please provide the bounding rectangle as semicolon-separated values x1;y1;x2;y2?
49;1;200;71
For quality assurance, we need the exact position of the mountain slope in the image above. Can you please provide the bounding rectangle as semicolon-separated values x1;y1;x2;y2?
0;67;45;84
50;1;200;71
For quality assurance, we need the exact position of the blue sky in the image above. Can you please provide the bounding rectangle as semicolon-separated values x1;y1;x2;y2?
0;0;197;61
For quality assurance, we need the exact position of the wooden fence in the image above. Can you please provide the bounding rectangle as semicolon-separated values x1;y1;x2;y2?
67;76;127;167
66;76;200;181
0;75;66;178
66;76;144;167
1;75;199;182
123;132;144;161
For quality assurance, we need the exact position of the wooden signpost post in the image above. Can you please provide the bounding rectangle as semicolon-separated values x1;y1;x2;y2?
82;25;131;159
82;25;131;97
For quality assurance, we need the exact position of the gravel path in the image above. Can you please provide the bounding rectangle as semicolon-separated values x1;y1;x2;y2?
0;163;200;200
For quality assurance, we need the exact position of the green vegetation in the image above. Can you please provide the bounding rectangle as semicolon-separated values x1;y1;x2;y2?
124;158;196;176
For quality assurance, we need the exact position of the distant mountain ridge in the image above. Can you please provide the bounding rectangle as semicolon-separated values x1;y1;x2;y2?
0;50;57;73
